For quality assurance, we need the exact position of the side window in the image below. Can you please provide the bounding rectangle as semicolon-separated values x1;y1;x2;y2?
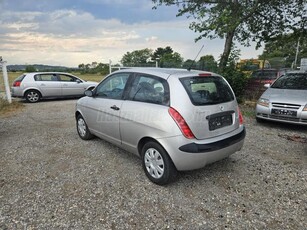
34;74;58;81
128;74;169;105
95;73;129;99
58;74;77;82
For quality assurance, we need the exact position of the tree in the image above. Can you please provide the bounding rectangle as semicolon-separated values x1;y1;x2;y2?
121;48;153;67
198;55;218;72
182;59;195;69
151;46;173;60
159;52;184;68
78;63;85;70
25;65;36;72
259;32;307;69
152;46;183;67
152;0;306;70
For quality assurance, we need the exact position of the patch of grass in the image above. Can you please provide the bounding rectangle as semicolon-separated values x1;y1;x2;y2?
73;72;106;82
239;103;256;118
0;98;24;117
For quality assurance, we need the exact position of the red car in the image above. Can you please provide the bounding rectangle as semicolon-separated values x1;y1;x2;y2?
244;69;285;99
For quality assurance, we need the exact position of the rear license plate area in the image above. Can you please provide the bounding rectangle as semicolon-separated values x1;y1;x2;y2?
271;109;297;117
208;113;233;131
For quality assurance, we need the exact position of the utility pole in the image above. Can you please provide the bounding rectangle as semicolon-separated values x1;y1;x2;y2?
0;57;12;103
109;60;112;74
293;16;307;69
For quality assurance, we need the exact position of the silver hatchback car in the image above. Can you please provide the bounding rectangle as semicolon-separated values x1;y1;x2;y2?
75;68;245;185
256;71;307;125
11;72;98;103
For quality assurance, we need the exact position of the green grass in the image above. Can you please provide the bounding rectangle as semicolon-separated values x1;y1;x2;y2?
71;72;106;82
239;102;256;118
0;98;24;116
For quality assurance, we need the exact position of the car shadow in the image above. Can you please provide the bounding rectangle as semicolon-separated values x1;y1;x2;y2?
20;96;83;104
255;118;307;132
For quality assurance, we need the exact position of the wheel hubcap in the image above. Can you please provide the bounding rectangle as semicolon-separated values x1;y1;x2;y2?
27;92;39;102
144;148;164;179
78;118;86;137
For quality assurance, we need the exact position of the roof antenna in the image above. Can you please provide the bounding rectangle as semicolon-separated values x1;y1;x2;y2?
187;44;204;71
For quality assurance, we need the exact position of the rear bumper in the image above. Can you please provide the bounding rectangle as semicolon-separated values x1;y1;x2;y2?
11;88;23;97
179;128;246;153
158;126;246;171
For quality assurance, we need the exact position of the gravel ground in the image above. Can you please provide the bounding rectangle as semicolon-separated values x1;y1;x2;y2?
0;99;306;229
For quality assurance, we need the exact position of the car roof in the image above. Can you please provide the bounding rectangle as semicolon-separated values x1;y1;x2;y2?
113;67;220;80
25;72;74;75
252;69;278;72
284;70;307;74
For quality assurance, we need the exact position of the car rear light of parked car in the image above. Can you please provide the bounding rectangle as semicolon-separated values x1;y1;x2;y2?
238;107;244;125
169;107;195;139
198;73;212;77
13;81;21;87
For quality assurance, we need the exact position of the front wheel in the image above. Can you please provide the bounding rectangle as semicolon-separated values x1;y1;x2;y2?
25;90;41;103
141;141;177;185
76;114;94;140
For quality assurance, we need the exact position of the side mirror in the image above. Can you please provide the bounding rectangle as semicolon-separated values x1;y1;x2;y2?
264;83;270;88
84;90;94;97
76;79;82;83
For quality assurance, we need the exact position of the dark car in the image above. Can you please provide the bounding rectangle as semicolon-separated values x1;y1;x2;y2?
244;69;284;100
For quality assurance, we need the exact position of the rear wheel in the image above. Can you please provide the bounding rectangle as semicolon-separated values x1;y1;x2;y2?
76;114;94;140
25;90;41;103
141;141;177;185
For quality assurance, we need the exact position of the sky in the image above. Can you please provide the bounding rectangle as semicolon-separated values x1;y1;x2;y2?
0;0;263;67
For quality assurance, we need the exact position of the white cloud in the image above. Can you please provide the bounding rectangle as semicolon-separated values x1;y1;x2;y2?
0;8;262;67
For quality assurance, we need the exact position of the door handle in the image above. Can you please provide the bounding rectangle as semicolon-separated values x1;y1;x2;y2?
110;105;120;111
40;83;46;86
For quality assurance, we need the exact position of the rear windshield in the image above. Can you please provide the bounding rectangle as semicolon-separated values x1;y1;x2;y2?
180;76;234;106
251;70;278;79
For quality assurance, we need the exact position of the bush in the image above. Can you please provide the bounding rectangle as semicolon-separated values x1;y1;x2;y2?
218;66;249;102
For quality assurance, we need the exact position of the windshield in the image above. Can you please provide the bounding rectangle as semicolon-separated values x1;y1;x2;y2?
271;73;307;90
251;70;278;79
180;76;234;106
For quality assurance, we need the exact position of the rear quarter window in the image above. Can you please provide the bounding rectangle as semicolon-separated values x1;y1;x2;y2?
15;74;26;81
180;76;234;106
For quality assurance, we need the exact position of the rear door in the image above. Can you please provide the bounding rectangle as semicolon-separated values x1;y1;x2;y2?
34;73;62;96
58;74;86;96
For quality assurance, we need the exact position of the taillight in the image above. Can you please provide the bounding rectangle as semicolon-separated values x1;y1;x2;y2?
238;107;244;125
13;81;21;87
198;73;211;77
168;107;195;139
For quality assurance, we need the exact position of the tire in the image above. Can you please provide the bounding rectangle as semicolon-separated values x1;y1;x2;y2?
25;90;41;103
141;141;177;185
76;114;94;140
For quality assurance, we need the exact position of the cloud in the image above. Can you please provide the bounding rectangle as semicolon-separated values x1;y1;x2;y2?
0;4;262;67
